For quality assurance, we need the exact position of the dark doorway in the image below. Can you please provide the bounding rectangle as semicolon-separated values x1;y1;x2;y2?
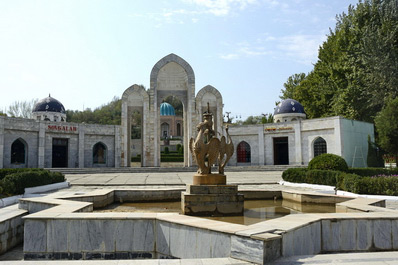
52;138;68;168
11;138;26;165
237;141;251;163
274;137;289;165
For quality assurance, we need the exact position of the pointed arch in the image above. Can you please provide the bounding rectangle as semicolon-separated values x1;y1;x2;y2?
11;138;27;165
121;84;149;167
150;53;195;88
93;142;107;165
313;137;327;157
196;85;223;136
237;141;251;163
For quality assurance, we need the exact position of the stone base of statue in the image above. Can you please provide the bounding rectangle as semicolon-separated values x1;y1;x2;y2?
181;182;244;216
193;173;226;185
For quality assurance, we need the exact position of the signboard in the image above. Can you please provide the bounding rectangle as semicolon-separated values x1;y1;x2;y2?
47;125;78;133
265;126;293;132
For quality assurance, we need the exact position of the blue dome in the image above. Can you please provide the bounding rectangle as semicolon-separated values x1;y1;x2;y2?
33;95;65;114
160;102;175;116
274;99;305;115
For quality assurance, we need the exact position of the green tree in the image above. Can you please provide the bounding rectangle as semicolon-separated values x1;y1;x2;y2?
164;95;183;116
280;73;306;100
261;113;274;124
366;135;384;167
374;97;398;163
66;96;121;125
281;0;398;122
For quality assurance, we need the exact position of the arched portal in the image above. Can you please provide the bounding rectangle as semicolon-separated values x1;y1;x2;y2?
150;54;196;167
93;142;107;165
11;138;27;166
196;85;223;137
237;141;251;163
121;84;149;167
120;54;223;168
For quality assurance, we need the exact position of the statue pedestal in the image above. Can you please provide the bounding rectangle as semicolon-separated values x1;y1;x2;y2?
181;180;244;216
193;173;226;185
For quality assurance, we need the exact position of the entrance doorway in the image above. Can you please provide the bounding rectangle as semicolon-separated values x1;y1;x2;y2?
52;138;68;168
273;137;289;165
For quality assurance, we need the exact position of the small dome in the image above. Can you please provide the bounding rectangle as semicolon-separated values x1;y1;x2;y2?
160;102;175;116
33;95;65;114
274;99;305;115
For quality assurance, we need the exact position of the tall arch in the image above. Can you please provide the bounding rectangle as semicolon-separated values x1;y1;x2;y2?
93;142;107;165
11;138;27;166
196;85;223;137
149;54;196;167
121;84;149;167
237;141;251;163
313;137;327;157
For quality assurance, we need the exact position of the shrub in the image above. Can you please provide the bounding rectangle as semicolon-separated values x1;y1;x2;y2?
0;170;65;195
282;167;398;196
308;154;348;172
282;168;345;187
131;154;141;162
164;147;170;154
348;167;398;177
0;168;43;181
281;168;308;183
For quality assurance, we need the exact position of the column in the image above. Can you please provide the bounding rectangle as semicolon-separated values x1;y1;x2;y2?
38;122;45;168
0;117;4;168
294;121;303;165
114;126;120;168
78;125;85;168
334;117;343;156
258;126;265;165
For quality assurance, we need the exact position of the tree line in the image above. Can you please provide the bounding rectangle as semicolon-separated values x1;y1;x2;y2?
281;0;398;161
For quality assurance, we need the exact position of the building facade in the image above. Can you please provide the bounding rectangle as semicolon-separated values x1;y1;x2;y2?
0;54;374;169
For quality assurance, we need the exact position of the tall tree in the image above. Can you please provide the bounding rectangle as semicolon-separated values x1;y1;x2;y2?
374;97;398;162
280;0;398;122
66;96;121;125
7;99;38;119
280;73;306;100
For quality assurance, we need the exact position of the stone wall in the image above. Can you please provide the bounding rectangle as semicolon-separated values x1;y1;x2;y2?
0;205;27;255
0;116;121;168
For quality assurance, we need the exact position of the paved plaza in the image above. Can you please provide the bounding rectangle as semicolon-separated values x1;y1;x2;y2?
65;171;283;186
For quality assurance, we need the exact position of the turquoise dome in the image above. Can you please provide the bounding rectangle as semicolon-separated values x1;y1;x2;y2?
160;102;175;116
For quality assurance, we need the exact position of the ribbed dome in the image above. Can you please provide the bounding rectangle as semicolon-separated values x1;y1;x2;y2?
160;102;175;116
274;99;305;115
33;95;65;114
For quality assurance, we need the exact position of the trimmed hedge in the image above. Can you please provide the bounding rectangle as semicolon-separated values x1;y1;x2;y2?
282;167;398;196
0;169;65;195
341;174;398;196
308;154;348;172
131;155;141;162
348;167;398;177
0;168;43;181
282;168;349;187
161;156;184;162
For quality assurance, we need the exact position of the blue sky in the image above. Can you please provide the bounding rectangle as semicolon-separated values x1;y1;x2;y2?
0;0;359;120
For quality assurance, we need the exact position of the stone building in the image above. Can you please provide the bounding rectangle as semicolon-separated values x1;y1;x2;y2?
0;54;374;169
227;99;374;168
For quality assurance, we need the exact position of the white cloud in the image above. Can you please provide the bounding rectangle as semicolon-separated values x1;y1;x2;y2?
184;0;258;16
219;42;271;60
220;53;239;59
219;34;326;64
277;34;326;64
